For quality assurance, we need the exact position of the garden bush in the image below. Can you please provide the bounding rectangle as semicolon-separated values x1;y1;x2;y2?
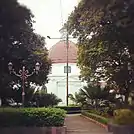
82;111;109;125
55;106;81;114
89;107;114;117
0;108;66;127
89;109;101;115
33;92;62;107
113;109;134;125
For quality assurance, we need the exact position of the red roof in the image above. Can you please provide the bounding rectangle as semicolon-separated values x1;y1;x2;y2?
49;40;77;63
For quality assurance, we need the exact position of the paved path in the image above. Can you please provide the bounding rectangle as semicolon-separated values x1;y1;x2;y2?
65;114;111;134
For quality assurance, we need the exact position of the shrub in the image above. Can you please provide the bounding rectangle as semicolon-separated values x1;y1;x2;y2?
88;109;106;117
89;109;101;115
88;107;114;117
82;111;109;125
0;108;66;127
105;107;115;116
33;92;62;107
113;109;134;125
55;106;81;114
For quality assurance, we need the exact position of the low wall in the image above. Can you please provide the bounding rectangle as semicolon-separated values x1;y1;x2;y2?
0;126;66;134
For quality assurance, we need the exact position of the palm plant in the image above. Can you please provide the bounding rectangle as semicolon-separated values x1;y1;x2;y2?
68;92;87;107
80;85;110;109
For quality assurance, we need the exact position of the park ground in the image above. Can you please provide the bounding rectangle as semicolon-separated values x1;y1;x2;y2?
65;114;111;134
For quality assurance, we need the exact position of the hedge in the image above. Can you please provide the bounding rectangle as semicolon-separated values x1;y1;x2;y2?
82;111;109;125
0;108;66;127
55;106;81;114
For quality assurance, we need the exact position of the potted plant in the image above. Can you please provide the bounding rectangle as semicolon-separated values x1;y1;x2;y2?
108;109;134;134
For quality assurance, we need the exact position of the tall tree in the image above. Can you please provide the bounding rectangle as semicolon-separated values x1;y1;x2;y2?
0;0;51;105
67;0;134;104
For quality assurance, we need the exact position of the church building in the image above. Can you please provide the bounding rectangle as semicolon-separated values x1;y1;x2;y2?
46;40;84;105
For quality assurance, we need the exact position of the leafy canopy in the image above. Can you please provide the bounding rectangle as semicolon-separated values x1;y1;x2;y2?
67;0;134;103
0;0;51;105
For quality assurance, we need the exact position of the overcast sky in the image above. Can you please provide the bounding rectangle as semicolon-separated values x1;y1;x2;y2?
18;0;79;49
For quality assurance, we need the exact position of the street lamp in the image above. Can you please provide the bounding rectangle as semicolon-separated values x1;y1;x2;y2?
8;62;40;107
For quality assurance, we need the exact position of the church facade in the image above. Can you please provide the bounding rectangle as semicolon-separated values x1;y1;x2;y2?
46;40;84;105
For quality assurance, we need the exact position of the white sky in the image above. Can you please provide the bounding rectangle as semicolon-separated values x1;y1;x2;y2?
18;0;79;49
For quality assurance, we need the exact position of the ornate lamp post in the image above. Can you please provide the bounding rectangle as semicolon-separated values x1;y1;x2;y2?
8;62;40;107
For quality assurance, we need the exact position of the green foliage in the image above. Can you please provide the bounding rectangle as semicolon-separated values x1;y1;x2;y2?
56;106;81;114
89;107;114;117
0;108;66;127
34;92;62;107
67;0;134;104
89;109;101;115
81;85;114;109
82;85;109;100
82;111;109;125
68;92;87;107
0;0;51;105
69;85;116;110
113;109;134;125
